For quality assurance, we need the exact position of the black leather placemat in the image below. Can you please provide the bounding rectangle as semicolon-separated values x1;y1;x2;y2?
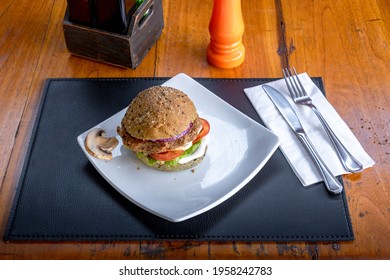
3;77;354;242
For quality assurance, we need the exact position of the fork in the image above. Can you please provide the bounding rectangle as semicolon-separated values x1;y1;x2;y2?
282;67;363;173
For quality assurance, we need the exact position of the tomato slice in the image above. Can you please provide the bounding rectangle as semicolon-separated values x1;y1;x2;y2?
149;118;210;161
149;150;184;161
193;118;210;143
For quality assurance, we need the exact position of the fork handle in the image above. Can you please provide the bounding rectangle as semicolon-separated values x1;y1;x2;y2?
298;133;343;194
309;105;363;173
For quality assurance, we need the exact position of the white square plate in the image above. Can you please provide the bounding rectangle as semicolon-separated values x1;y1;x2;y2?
77;73;280;222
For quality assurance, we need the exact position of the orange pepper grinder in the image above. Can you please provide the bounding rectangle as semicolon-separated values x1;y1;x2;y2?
207;0;245;68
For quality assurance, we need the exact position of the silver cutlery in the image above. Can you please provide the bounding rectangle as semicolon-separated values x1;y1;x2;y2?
263;85;343;194
282;67;363;173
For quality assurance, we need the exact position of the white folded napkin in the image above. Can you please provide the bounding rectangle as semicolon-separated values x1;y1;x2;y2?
244;73;375;186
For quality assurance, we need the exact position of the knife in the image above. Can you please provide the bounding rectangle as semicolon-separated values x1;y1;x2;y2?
262;85;343;194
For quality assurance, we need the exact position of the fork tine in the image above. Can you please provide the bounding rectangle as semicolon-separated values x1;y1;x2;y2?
284;68;301;98
291;67;308;97
282;68;297;99
288;67;304;98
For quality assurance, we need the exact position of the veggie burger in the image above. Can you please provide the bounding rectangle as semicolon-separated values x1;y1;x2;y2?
117;86;210;171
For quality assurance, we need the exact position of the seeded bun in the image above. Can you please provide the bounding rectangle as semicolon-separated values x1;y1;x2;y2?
122;86;198;140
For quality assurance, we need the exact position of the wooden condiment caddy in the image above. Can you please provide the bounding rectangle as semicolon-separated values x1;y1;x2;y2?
62;0;163;69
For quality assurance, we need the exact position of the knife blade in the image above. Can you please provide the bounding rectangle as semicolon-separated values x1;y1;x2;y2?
262;85;343;194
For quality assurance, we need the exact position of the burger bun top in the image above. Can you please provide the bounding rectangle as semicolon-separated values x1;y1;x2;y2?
122;86;198;140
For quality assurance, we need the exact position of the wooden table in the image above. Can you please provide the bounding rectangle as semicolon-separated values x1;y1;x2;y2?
1;0;389;259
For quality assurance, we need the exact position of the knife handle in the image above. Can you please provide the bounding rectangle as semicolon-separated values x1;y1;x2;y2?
298;133;343;194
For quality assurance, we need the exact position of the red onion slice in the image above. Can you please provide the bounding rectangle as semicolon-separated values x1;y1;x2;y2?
151;123;193;142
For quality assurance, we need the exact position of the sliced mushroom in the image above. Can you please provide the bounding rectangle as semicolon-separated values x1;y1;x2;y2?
84;128;119;160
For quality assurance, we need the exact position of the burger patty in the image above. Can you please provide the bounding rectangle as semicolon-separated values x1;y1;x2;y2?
117;118;202;154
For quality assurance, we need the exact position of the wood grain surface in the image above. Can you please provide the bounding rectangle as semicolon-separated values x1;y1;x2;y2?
0;0;389;259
